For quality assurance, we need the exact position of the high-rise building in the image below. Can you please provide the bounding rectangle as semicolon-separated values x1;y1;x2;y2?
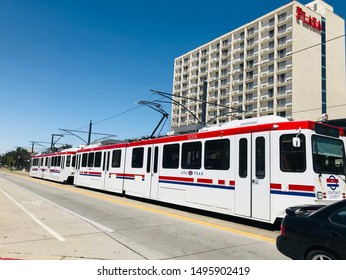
171;0;346;133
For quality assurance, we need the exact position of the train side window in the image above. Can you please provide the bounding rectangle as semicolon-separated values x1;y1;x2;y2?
239;138;248;178
182;142;202;169
280;134;306;172
154;147;159;173
88;152;94;167
57;156;61;167
72;155;76;168
111;150;122;168
94;152;102;168
205;139;230;170
255;137;265;179
81;153;88;167
146;147;152;173
66;155;71;167
132;147;144;168
163;144;179;169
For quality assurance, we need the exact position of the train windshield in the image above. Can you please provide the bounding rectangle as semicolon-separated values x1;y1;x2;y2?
312;135;345;175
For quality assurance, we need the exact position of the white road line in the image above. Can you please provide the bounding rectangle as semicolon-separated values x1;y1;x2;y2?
0;188;66;242
1;178;114;233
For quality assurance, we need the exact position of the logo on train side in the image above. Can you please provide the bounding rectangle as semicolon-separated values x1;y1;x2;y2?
181;170;204;176
326;175;339;191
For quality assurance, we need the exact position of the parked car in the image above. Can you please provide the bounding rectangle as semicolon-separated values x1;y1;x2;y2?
276;199;346;260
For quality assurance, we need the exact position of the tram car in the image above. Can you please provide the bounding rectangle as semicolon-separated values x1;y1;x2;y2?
30;148;77;183
72;116;346;224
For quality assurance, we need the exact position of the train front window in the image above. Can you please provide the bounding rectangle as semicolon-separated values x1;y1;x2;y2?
280;134;306;172
312;135;345;175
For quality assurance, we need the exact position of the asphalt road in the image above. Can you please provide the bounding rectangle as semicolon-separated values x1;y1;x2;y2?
0;169;287;260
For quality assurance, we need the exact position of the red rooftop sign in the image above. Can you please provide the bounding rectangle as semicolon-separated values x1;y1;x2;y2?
296;6;322;32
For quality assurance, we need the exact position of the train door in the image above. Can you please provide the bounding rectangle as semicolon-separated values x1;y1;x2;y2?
235;135;252;217
251;132;270;221
74;154;81;185
144;145;160;199
235;132;271;221
102;151;110;190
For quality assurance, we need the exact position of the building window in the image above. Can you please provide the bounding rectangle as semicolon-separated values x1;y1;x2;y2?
246;82;254;90
278;36;286;46
278;24;287;34
278;49;286;58
277;98;287;108
278;111;286;117
247;49;255;57
278;12;287;22
278;61;286;70
268;88;274;98
246;71;254;79
247;38;254;46
269;64;274;72
269;18;275;26
268;100;274;109
269;53;274;61
247;60;254;68
278;85;286;94
278;73;286;83
269;41;274;49
269;29;274;38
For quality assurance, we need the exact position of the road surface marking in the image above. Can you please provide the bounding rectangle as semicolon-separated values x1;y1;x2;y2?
0;177;114;234
0;188;66;242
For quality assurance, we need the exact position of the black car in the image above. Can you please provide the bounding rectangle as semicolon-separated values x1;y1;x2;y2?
276;199;346;260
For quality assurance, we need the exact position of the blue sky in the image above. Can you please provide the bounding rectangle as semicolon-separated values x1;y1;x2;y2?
0;0;345;153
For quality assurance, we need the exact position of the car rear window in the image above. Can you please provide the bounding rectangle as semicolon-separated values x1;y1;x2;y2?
330;208;346;226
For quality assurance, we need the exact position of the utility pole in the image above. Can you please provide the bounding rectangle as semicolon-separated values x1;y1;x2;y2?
50;134;63;152
87;120;92;145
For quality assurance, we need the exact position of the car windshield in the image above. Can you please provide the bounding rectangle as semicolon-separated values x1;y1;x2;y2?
312;135;345;175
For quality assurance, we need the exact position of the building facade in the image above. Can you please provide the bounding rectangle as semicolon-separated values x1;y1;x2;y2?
171;0;346;133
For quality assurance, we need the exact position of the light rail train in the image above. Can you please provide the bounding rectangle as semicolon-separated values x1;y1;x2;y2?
30;116;346;224
30;148;77;184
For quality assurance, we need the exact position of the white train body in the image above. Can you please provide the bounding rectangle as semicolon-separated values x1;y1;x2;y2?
73;116;346;224
30;148;77;183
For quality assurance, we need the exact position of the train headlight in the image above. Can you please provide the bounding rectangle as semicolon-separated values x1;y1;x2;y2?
317;192;323;199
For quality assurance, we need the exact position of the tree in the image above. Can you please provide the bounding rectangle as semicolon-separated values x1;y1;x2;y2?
0;147;31;171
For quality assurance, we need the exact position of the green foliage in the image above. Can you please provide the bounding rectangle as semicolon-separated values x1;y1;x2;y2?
0;147;31;171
